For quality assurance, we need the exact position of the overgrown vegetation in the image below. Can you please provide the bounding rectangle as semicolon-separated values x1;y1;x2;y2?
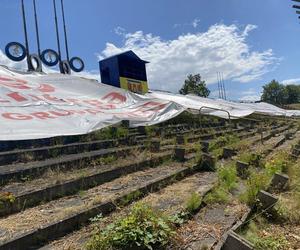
185;192;202;214
86;203;177;250
204;164;237;205
0;192;15;209
238;152;264;168
242;217;289;250
209;134;239;152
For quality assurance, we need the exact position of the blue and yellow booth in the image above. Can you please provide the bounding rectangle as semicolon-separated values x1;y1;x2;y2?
99;51;149;94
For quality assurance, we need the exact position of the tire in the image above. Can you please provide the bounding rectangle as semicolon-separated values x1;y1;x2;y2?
69;56;85;72
29;54;42;72
5;42;26;62
41;49;59;67
60;60;71;74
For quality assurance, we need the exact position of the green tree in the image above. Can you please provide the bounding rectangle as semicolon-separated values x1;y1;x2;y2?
285;84;300;104
261;80;288;105
179;74;210;97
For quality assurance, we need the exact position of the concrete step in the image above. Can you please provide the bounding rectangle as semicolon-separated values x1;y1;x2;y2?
0;156;203;250
0;151;173;217
41;171;218;249
0;145;145;185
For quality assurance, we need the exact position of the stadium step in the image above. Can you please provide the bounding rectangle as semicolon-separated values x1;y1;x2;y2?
0;154;202;250
0;151;173;217
41;171;218;250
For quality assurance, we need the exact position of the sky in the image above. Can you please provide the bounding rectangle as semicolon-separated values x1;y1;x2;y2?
0;0;300;101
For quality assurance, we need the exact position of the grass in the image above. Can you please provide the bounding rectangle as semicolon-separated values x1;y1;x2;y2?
242;217;289;250
209;134;239;152
239;150;300;249
203;164;237;205
238;152;264;168
185;192;202;214
86;202;177;250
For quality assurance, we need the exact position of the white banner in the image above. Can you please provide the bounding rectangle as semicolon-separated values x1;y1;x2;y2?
0;67;185;141
0;66;299;141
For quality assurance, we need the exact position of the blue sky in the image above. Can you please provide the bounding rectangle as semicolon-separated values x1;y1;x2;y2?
0;0;300;101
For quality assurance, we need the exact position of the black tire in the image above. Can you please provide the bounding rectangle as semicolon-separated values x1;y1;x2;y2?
69;56;85;72
41;49;59;67
5;42;26;62
60;60;71;74
29;54;42;72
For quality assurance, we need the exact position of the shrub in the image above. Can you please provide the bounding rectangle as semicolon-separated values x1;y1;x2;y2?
204;187;229;205
239;172;269;206
218;165;237;191
238;153;264;168
253;235;289;250
209;135;238;152
186;192;202;214
86;203;176;250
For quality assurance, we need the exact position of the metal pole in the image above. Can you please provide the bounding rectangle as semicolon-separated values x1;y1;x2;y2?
53;0;62;61
218;72;224;99
222;73;227;100
33;0;41;55
217;72;221;99
21;0;32;71
61;0;70;61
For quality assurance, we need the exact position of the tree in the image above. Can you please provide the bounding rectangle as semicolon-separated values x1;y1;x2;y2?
285;85;300;104
179;74;210;97
261;80;288;105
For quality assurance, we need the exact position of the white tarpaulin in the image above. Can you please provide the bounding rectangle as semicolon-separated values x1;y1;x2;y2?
147;91;254;119
0;67;185;141
0;65;299;141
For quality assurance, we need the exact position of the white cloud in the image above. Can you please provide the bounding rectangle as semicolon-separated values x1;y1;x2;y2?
99;24;279;92
192;18;201;28
282;78;300;85
242;24;257;36
174;18;200;29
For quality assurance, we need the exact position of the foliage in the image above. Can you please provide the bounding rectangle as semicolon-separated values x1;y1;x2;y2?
204;186;229;205
238;153;263;168
179;74;210;97
209;135;234;151
218;165;238;191
0;192;15;204
239;172;269;206
252;235;289;250
119;190;142;207
0;192;15;209
186;192;202;214
261;80;300;105
86;203;176;250
243;219;289;250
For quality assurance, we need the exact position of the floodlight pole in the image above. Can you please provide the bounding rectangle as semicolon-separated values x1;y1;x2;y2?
61;0;70;61
21;0;32;71
53;0;62;62
33;0;41;55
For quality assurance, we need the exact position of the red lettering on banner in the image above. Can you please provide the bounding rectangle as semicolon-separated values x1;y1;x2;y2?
84;100;103;106
85;109;104;115
66;99;82;105
37;84;55;93
7;92;28;102
49;110;72;117
2;113;32;120
102;92;126;104
0;77;30;90
31;112;56;120
69;109;87;115
43;94;64;102
28;95;44;101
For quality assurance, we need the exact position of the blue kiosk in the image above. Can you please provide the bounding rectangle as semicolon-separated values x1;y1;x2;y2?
99;51;149;94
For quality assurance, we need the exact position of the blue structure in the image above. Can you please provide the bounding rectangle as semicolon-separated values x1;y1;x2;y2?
99;51;149;94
